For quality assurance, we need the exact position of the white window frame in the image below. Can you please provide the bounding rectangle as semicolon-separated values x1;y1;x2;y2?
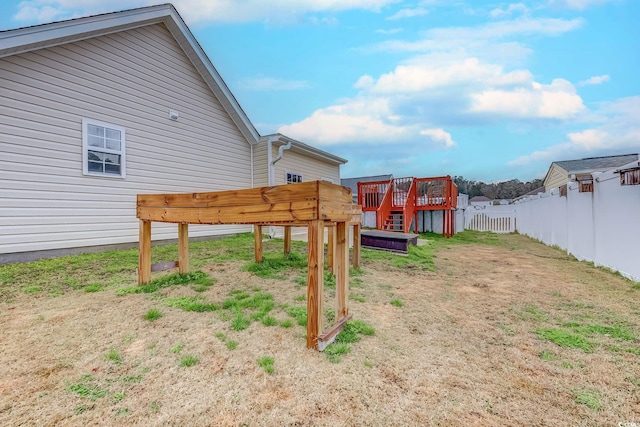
286;171;303;184
82;118;126;178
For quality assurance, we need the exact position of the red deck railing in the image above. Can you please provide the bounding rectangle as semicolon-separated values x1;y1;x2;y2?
358;176;458;237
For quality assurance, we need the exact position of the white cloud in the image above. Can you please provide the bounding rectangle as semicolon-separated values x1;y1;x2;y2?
12;0;397;24
240;76;309;91
578;74;610;86
386;7;429;20
278;96;456;148
490;3;529;18
547;0;617;10
375;28;404;34
508;96;640;166
470;79;585;119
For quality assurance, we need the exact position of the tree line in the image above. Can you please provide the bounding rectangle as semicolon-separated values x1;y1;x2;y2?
453;176;543;200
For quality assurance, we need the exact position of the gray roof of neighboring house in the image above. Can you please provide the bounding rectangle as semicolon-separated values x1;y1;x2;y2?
554;153;639;174
340;174;393;194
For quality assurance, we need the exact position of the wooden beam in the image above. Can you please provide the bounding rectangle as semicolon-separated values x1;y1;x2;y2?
254;224;263;263
137;181;352;209
352;223;361;268
335;222;349;319
327;225;336;274
306;220;324;349
178;223;189;274
283;226;292;255
317;314;353;351
137;200;318;224
138;220;151;284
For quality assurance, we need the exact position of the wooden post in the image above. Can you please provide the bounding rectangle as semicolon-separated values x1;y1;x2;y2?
283;226;292;255
352;223;361;268
178;223;189;274
254;224;263;263
335;222;349;319
138;220;151;284
307;220;324;349
327;225;336;274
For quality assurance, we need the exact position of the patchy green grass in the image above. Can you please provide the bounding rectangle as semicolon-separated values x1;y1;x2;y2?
243;253;306;279
84;283;103;293
390;298;403;307
538;350;556;361
117;271;214;296
257;356;275;374
179;355;198;367
283;305;307;327
164;296;219;312
68;375;109;401
536;328;593;352
143;309;163;322
226;340;239;350
105;349;123;366
169;343;184;354
573;389;602;411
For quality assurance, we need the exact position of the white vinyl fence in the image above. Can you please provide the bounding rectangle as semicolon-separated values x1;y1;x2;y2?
464;160;640;282
464;205;516;233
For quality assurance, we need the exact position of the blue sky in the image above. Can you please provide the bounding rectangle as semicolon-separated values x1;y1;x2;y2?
1;0;638;183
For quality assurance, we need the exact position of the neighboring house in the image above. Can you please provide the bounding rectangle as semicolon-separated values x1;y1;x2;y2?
341;174;393;204
543;153;639;192
253;134;346;188
469;196;492;207
0;4;345;263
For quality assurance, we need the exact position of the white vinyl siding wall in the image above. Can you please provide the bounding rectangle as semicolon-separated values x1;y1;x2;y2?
252;143;269;187
0;23;252;255
544;165;569;191
273;149;340;186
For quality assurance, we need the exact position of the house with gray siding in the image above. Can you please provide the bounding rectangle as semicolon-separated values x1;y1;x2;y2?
0;4;346;263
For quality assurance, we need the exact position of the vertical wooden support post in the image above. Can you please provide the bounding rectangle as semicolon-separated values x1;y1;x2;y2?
138;220;151;285
352;223;361;268
335;222;349;319
307;220;324;349
254;224;263;263
178;223;189;274
327;225;336;274
283;226;292;255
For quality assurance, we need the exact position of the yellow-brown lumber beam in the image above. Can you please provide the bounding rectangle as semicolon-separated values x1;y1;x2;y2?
138;220;151;284
327;225;336;274
307;220;324;349
137;181;352;209
352;223;361;268
178;223;189;274
283;226;292;255
254;225;263;263
335;222;349;319
137;200;318;224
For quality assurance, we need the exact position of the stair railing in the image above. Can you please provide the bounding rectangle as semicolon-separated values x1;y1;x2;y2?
403;178;417;233
375;179;394;230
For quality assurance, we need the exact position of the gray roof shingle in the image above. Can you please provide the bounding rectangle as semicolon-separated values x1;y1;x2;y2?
554;153;639;174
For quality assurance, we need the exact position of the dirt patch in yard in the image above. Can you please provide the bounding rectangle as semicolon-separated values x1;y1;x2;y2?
0;233;639;426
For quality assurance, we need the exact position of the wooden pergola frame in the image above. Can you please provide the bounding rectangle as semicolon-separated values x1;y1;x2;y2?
136;181;362;351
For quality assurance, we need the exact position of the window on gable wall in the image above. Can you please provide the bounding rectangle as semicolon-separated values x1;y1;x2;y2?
620;168;640;185
576;175;593;193
286;172;303;184
82;118;126;178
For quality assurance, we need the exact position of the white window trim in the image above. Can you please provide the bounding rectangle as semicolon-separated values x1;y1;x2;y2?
82;118;126;178
285;171;303;184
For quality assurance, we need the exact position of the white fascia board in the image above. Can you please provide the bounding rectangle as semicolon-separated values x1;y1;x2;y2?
260;133;347;165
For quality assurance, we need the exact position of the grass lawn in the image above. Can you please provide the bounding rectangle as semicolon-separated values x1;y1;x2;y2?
0;230;638;425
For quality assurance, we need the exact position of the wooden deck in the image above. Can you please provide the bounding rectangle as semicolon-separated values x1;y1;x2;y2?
136;181;362;351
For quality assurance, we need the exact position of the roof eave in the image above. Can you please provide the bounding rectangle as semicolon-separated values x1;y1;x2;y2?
260;133;347;165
